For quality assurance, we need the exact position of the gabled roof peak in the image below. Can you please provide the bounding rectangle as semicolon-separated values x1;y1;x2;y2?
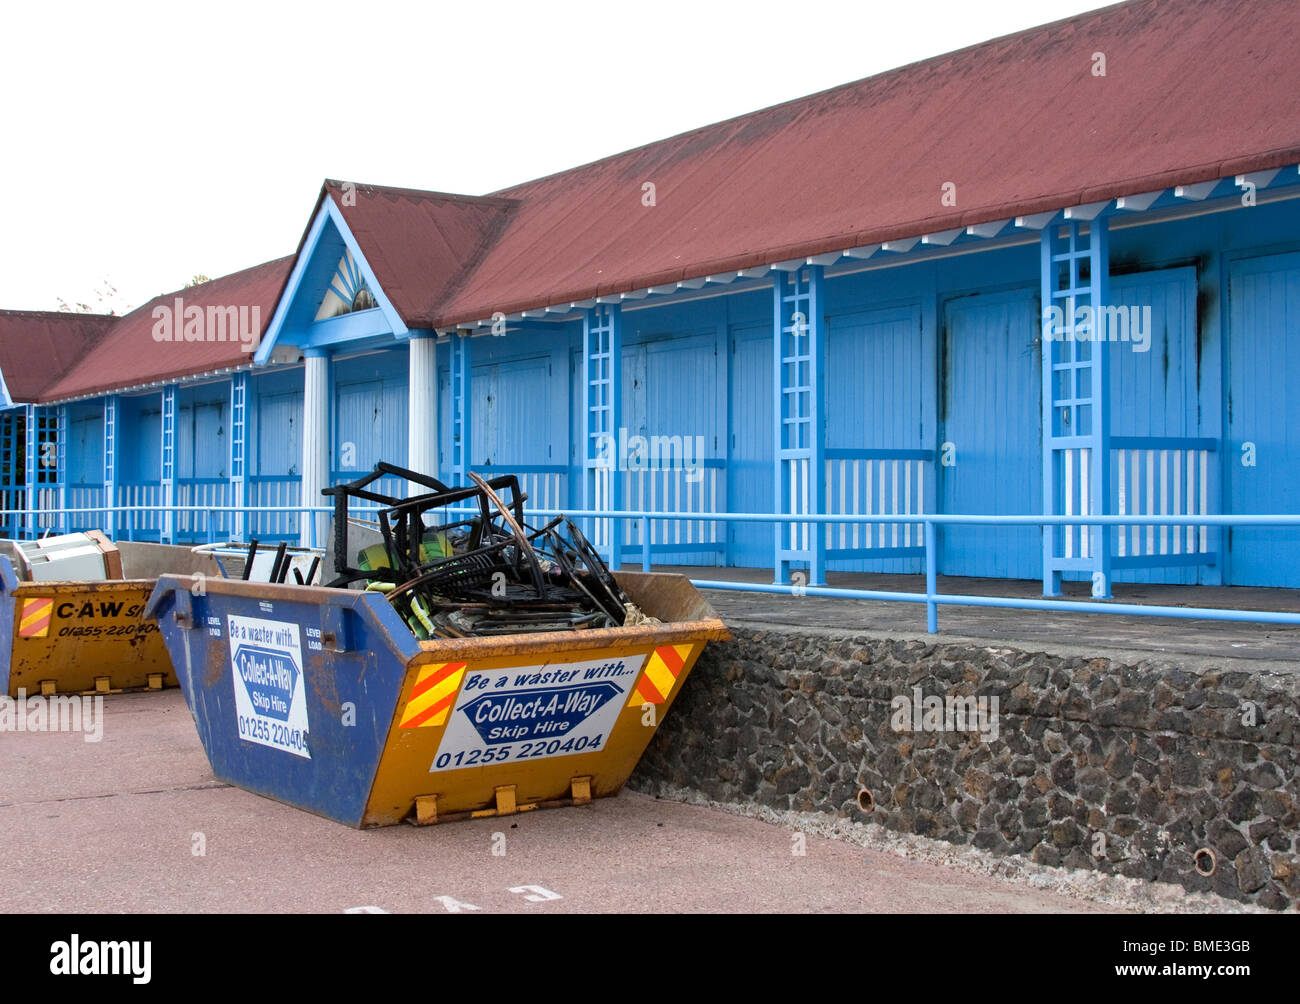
322;178;517;211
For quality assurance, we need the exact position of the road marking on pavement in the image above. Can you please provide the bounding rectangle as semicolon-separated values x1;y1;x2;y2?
343;906;389;914
508;884;563;903
433;895;481;913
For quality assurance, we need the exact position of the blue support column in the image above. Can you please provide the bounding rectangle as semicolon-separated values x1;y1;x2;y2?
773;266;827;585
23;404;37;539
55;404;68;534
450;333;472;485
103;395;118;539
1041;218;1112;597
230;373;248;541
582;304;623;567
160;385;176;544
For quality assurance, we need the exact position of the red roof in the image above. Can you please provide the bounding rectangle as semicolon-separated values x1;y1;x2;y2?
39;257;294;402
21;0;1300;400
402;0;1298;326
324;181;515;326
0;311;116;403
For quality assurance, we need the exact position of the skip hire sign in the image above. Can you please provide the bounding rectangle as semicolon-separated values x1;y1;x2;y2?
430;654;646;772
227;615;311;759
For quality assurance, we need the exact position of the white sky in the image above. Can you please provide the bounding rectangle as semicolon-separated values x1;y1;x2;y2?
0;0;1111;314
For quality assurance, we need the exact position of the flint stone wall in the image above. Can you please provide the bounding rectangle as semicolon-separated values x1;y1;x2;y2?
629;626;1300;910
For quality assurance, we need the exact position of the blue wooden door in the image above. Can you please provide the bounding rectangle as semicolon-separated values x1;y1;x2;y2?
335;368;408;483
490;356;553;466
68;410;103;485
728;322;772;567
940;288;1041;579
825;302;925;573
257;391;301;477
336;380;382;476
1226;252;1300;586
192;400;227;478
648;333;720;564
1109;267;1205;584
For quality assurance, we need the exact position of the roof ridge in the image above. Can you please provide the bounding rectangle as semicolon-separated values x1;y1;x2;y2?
0;309;117;321
324;178;517;210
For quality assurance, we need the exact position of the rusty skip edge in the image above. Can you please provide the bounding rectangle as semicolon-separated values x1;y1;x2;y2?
147;569;733;657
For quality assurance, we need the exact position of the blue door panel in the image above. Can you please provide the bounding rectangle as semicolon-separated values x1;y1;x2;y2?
826;303;925;573
940;289;1041;580
1109;268;1203;584
728;323;772;567
1227;252;1300;586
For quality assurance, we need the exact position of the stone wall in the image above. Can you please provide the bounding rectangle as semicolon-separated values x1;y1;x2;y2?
629;626;1300;910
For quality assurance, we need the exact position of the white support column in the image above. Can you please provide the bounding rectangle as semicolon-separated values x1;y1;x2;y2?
301;349;331;548
407;332;439;488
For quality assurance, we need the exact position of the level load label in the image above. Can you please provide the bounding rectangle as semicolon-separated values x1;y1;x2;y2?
227;615;310;759
429;654;646;772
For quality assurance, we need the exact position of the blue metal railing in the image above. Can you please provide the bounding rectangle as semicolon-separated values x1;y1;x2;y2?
4;503;1300;635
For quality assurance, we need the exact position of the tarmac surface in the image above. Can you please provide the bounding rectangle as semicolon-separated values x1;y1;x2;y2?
0;690;1122;914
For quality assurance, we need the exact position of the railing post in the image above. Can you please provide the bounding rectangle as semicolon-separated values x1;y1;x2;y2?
925;519;938;633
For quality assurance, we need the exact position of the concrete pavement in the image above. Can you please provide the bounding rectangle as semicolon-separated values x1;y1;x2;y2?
0;689;1121;913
